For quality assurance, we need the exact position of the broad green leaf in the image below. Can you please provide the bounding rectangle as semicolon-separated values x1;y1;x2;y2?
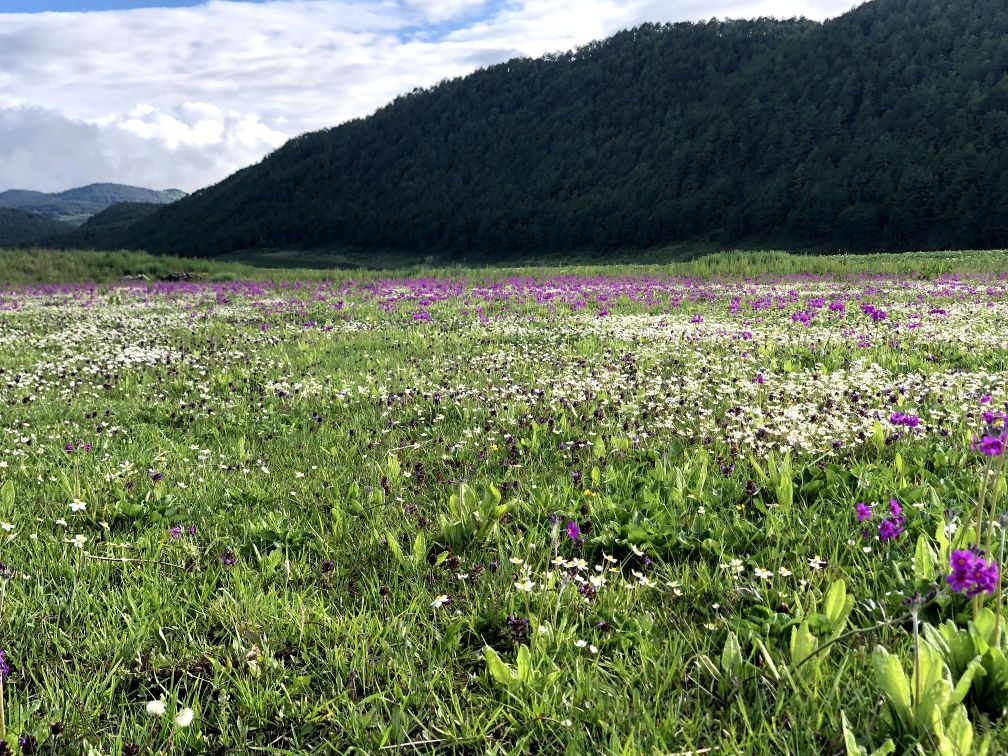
789;621;818;669
873;646;912;730
914;534;936;583
721;631;742;678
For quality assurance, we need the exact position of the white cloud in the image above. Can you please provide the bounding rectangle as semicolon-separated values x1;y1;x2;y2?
0;0;859;192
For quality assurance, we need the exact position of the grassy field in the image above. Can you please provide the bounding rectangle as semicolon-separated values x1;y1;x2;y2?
0;249;1008;753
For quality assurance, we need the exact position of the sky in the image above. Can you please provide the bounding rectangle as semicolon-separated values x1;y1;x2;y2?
0;0;861;193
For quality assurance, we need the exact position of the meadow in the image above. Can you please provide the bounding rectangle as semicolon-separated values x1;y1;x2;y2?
1;250;1008;753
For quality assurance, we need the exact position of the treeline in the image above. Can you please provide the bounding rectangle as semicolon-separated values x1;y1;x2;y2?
72;0;1008;256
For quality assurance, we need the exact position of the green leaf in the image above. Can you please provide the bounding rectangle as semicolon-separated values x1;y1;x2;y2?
914;534;936;583
873;646;912;731
516;645;532;682
823;579;853;636
0;479;13;510
483;646;518;690
790;621;818;669
385;531;404;565
721;631;742;679
412;531;427;567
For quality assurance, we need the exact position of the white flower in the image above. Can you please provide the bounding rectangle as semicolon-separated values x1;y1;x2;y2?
70;499;86;513
778;566;793;577
514;578;535;593
431;594;449;609
574;639;588;648
175;707;195;728
0;522;12;532
146;700;167;717
754;567;773;580
67;534;87;549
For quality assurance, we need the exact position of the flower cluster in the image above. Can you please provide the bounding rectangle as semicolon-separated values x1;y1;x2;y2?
888;412;920;429
946;548;999;597
857;498;905;542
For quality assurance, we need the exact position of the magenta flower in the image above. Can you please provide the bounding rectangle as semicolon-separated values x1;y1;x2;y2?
947;549;999;597
973;433;1006;457
566;521;581;541
855;502;872;522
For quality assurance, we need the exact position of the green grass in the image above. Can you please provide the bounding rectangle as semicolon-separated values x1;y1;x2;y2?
3;246;1008;284
0;250;1006;752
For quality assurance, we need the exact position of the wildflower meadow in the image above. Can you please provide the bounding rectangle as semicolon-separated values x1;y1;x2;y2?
1;251;1008;753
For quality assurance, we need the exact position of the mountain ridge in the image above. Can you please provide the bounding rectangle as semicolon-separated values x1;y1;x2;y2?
0;183;185;226
40;0;1008;256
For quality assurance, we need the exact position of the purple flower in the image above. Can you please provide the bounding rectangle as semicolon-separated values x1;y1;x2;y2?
974;433;1005;457
220;550;238;566
0;648;9;680
889;499;902;518
566;521;581;541
878;518;905;541
855;502;872;522
947;548;999;597
170;526;182;540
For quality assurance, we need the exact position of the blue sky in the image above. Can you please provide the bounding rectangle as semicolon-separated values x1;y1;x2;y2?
0;0;858;192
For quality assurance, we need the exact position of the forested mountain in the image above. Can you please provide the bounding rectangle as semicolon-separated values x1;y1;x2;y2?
78;0;1008;256
0;208;71;246
0;184;184;225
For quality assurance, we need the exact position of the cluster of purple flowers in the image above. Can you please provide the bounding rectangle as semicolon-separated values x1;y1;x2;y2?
170;524;197;540
970;404;1007;456
947;548;999;597
889;412;920;428
64;440;92;452
856;498;906;541
861;303;888;322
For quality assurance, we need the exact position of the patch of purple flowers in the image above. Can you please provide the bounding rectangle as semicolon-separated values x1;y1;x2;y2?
947;548;999;597
889;412;920;428
861;303;888;322
877;499;906;542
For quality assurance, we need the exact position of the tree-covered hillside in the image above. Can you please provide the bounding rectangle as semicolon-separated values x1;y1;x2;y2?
0;208;71;247
94;0;1008;256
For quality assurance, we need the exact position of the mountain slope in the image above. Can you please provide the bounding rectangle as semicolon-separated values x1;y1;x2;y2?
0;208;72;246
0;184;185;226
114;0;1008;256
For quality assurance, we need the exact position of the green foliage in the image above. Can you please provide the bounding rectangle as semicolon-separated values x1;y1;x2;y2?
0;208;70;246
925;609;1008;717
871;644;988;755
434;483;508;551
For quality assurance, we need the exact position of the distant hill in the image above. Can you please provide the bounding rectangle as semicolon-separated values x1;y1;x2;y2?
0;207;72;247
56;0;1008;257
0;184;185;226
37;202;165;249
